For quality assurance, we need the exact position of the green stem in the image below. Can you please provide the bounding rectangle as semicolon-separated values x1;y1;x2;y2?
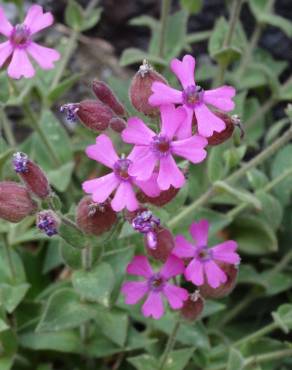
158;319;181;370
235;322;278;348
82;245;92;272
169;126;292;229
244;348;292;367
158;0;171;58
0;108;16;147
2;236;16;281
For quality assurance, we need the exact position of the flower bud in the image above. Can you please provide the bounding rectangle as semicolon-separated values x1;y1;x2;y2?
36;210;60;237
0;181;37;223
129;59;168;116
145;227;174;262
12;152;51;199
137;186;179;207
181;291;204;321
109;116;127;133
207;113;244;146
76;196;117;236
92;80;126;116
199;262;238;299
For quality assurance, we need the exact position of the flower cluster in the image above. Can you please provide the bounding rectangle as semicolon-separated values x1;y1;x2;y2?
60;54;240;320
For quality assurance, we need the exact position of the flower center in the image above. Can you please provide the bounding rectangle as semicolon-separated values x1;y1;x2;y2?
132;210;160;233
151;135;171;157
113;158;132;181
182;85;204;108
10;24;31;47
197;246;212;261
148;273;165;292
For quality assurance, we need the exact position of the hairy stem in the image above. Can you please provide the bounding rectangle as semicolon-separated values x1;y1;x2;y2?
2;235;16;281
158;0;171;58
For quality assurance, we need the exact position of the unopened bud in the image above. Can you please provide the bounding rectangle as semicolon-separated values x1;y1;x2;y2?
207;112;244;146
12;152;50;199
132;209;160;248
92;80;126;116
129;60;168;116
76;196;117;236
0;181;37;223
145;227;174;262
109;116;127;133
36;210;59;237
137;186;179;207
199;262;238;299
181;291;204;321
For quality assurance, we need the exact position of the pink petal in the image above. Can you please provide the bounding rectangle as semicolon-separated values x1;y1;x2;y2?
175;106;193;139
160;255;185;280
170;54;196;89
134;173;161;198
0;41;13;68
171;135;208;164
27;42;60;70
142;292;164;319
189;220;209;246
194;104;226;137
211;241;240;265
157;155;185;191
122;117;154;145
85;134;119;169
163;283;188;309
0;7;13;36
173;235;195;258
204;86;236;112
82;173;119;203
23;5;54;34
160;105;186;140
121;281;148;304
126;255;153;278
111;181;138;212
185;258;204;286
205;260;227;288
128;149;156;181
7;49;35;79
148;82;182;107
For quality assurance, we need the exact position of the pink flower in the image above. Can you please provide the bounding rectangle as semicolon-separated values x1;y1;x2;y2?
82;134;161;212
122;104;208;191
121;255;188;319
173;220;240;289
0;5;60;79
148;54;236;138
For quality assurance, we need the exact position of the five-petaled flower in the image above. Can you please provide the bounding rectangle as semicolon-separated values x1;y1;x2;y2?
148;54;236;139
122;104;208;190
121;255;188;319
82;134;161;212
173;220;240;288
0;5;60;79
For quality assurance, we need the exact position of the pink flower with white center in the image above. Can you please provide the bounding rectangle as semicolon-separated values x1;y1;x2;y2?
148;54;236;138
121;255;188;319
121;104;208;191
82;134;161;212
0;5;60;79
173;220;240;289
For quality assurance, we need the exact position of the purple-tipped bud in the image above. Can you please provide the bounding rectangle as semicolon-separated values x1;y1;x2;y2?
0;181;37;223
199;262;238;299
145;227;174;262
92;80;126;116
129;60;168;116
109;116;127;133
132;210;160;233
60;103;79;122
181;291;204;321
76;196;117;236
12;152;51;199
36;210;59;237
137;186;179;207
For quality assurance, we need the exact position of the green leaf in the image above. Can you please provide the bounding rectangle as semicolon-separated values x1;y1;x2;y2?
256;192;283;230
95;308;128;347
228;215;278;255
128;354;158;370
180;0;203;14
129;15;159;55
120;48;166;67
265;118;290;145
58;219;87;249
0;319;9;333
227;348;244;370
207;145;227;183
60;240;82;269
162;348;195;370
246;169;269;190
243;98;265;145
80;7;102;31
272;304;292;333
224;146;247;171
0;283;30;313
47;161;75;192
0;73;10;103
36;288;96;332
259;14;292;37
271;144;292;205
279;82;292;101
72;263;115;306
65;0;84;30
164;10;189;60
47;74;81;104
